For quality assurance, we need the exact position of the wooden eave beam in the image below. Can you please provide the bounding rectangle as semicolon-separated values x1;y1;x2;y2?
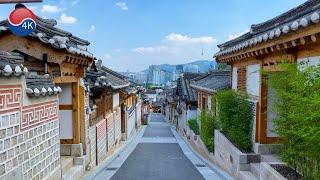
215;24;320;62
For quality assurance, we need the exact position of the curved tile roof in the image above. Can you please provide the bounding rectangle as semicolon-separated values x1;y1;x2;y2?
190;71;230;93
0;17;94;58
85;65;130;90
215;0;320;58
0;50;27;77
26;73;61;97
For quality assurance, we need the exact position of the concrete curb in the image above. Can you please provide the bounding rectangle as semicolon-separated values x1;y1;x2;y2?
170;125;233;180
83;126;146;180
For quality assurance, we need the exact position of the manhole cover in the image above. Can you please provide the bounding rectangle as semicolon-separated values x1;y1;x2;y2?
195;164;206;167
105;167;118;171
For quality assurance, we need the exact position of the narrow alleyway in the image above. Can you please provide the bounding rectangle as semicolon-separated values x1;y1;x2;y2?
91;113;224;180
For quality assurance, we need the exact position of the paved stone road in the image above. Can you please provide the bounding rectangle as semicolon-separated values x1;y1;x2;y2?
92;113;224;180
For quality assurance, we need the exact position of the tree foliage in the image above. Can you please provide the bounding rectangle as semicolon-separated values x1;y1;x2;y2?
188;118;199;135
267;63;320;179
199;111;216;152
216;90;253;152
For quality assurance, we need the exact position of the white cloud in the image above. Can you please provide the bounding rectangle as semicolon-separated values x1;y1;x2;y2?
0;16;5;20
227;29;250;40
88;25;95;33
28;6;39;13
165;33;217;45
104;53;112;59
41;5;62;13
115;2;128;10
71;0;79;6
60;13;77;24
132;46;169;54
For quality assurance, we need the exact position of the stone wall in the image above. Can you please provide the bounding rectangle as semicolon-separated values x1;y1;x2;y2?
214;130;250;176
0;83;61;179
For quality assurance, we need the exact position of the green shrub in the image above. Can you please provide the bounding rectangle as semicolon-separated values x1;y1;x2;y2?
267;63;320;179
188;118;199;135
200;111;215;152
216;90;252;152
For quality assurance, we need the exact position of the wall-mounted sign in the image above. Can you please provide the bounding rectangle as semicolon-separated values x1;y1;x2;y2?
8;6;36;36
0;0;42;4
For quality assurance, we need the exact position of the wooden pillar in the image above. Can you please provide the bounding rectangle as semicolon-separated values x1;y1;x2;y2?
258;74;268;144
79;86;86;151
72;80;81;144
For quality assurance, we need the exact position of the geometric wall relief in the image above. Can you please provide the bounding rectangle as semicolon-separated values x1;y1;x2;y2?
0;85;58;132
0;85;22;113
21;100;58;131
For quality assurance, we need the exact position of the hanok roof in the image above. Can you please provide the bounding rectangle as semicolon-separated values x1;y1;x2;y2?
26;73;62;97
215;0;320;60
0;16;93;58
0;50;61;97
190;71;230;93
85;65;130;90
0;50;27;77
176;73;204;102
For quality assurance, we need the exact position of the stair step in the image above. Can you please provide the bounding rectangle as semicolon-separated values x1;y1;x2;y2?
250;163;260;179
261;154;281;163
238;171;258;180
61;156;74;174
62;165;84;180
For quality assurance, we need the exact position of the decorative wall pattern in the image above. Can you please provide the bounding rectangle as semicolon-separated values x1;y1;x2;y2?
21;101;58;131
0;85;22;113
0;85;60;179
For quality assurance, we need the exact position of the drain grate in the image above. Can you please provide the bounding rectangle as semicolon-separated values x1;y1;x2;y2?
195;164;206;167
105;167;118;171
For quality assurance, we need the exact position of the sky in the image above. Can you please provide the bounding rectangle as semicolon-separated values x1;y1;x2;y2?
0;0;306;72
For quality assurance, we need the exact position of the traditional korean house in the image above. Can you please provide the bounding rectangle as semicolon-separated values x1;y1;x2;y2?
0;50;62;179
163;87;178;125
120;85;141;140
84;61;130;167
175;73;203;134
190;71;230;127
215;0;320;153
0;15;93;178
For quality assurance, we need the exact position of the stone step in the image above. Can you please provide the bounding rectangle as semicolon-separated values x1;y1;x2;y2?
261;154;281;163
62;165;84;180
250;163;260;179
61;156;74;174
238;170;258;180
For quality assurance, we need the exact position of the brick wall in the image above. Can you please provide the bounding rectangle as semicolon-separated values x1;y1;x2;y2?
0;85;60;180
106;113;115;151
88;126;96;167
95;119;107;165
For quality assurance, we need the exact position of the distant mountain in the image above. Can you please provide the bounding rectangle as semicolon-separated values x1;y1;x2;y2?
142;60;215;73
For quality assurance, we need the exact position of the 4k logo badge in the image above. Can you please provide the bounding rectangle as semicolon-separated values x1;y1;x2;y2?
8;6;36;37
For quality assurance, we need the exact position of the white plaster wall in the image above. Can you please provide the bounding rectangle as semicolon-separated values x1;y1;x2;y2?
232;67;238;90
207;95;212;110
246;64;260;97
58;83;72;104
298;56;320;71
59;110;73;139
127;110;136;138
112;93;119;108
